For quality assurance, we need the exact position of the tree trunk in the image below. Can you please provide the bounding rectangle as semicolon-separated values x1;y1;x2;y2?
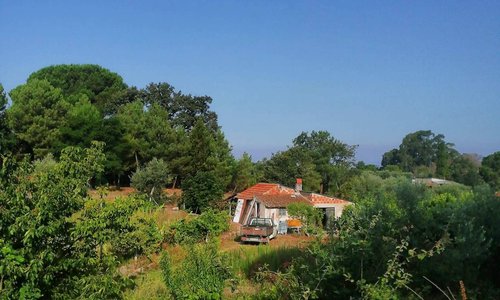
135;151;140;171
172;176;177;189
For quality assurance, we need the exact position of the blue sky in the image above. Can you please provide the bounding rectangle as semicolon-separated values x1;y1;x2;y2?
1;1;499;164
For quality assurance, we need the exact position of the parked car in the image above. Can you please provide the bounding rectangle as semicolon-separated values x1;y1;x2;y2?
240;218;277;244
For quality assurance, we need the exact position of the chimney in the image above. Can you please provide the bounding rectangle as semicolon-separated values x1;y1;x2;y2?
295;178;302;192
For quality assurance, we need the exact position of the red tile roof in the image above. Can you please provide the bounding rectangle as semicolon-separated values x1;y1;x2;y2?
236;183;294;200
306;193;351;205
255;194;310;208
237;183;352;207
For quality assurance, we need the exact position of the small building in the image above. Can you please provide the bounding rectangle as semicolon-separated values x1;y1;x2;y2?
412;178;457;188
232;180;352;228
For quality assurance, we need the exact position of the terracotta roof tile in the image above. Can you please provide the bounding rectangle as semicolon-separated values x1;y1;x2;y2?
237;183;352;206
255;194;311;208
236;183;294;199
303;192;351;205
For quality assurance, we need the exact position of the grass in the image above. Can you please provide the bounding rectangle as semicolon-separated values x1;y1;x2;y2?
123;244;305;299
123;269;171;300
227;245;304;277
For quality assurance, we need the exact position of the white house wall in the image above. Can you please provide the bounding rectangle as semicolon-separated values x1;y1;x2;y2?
313;203;350;218
259;207;288;225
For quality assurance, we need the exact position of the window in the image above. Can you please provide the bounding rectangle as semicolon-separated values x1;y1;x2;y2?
279;208;287;216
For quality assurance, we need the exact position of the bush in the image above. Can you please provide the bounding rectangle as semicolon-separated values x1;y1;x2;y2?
257;182;500;299
111;210;162;259
131;158;171;204
77;195;162;260
160;240;235;299
287;202;322;235
165;210;229;244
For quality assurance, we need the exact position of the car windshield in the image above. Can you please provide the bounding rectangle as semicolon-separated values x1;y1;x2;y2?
249;218;272;227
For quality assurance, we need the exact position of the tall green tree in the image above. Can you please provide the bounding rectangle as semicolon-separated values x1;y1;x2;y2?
382;130;457;178
480;151;500;191
7;79;70;158
381;148;400;168
28;64;127;115
449;154;483;187
181;171;224;213
263;131;356;195
142;103;178;162
293;131;356;194
0;84;14;154
117;101;178;174
262;147;322;192
211;129;235;189
59;97;103;149
183;119;234;189
116;101;149;172
232;152;260;192
141;82;219;131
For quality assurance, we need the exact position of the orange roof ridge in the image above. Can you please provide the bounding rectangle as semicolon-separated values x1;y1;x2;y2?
236;182;281;199
237;183;352;205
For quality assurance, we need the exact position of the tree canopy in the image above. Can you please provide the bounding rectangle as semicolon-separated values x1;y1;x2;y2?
262;130;356;196
3;65;231;186
0;84;13;155
480;151;500;191
7;79;70;158
381;130;484;187
28;64;127;114
141;82;219;131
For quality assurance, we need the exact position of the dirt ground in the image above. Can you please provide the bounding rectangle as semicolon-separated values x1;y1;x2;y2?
219;221;313;252
88;187;182;201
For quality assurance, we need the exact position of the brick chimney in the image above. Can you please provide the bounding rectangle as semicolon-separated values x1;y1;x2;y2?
295;178;302;192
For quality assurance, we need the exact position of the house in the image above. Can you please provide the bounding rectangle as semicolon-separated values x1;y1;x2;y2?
231;179;352;229
412;178;456;188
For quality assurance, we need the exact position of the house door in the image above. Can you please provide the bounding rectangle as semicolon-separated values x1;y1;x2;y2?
323;207;336;230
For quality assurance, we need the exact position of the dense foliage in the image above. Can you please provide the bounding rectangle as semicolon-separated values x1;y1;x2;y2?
3;65;234;187
165;210;229;244
256;181;500;299
381;130;484;186
286;202;322;235
181;171;224;213
480;151;500;191
76;195;162;261
28;64;128;115
0;143;132;299
1;65;499;299
0;84;13;155
261;131;356;196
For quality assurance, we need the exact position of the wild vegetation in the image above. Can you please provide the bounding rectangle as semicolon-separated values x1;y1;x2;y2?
1;65;499;299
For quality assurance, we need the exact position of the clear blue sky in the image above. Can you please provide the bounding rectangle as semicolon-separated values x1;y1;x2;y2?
1;1;499;164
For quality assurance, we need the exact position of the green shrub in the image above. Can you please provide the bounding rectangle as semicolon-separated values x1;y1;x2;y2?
287;202;322;235
131;158;171;204
165;210;229;244
77;195;162;260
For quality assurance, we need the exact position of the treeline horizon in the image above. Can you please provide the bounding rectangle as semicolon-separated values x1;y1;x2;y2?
0;64;498;196
1;64;500;299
